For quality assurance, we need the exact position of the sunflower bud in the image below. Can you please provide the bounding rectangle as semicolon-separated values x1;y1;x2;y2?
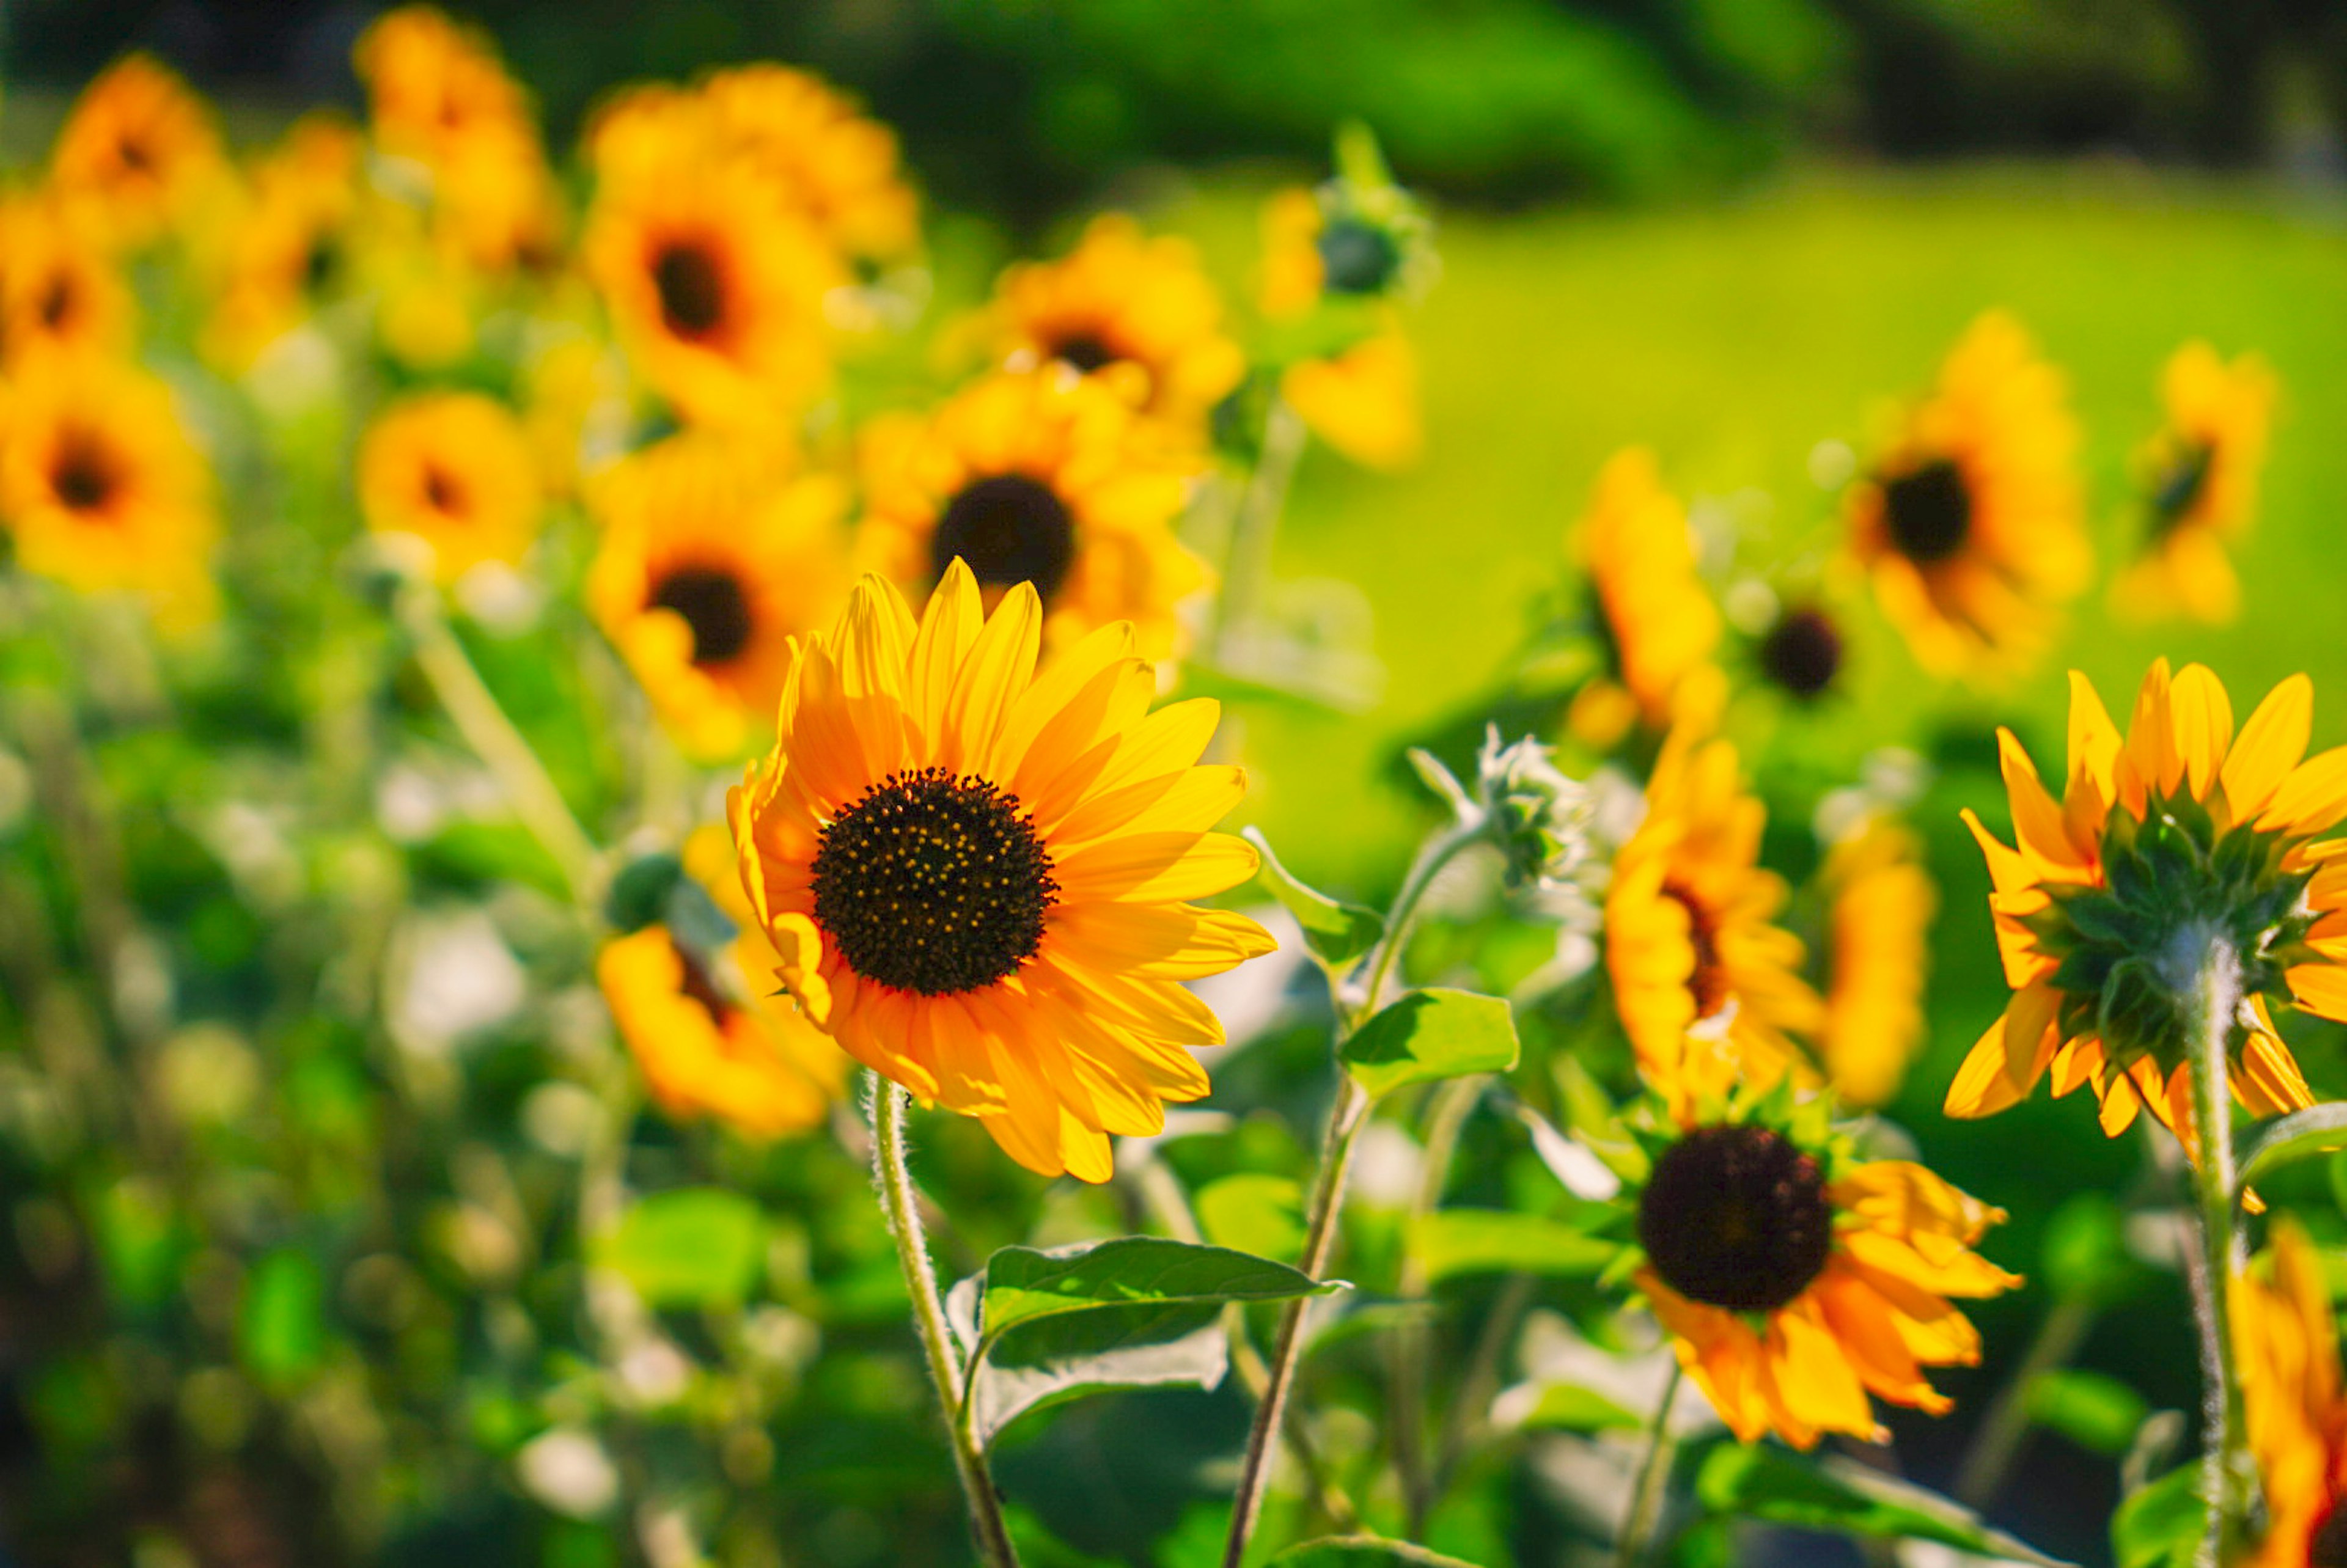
1474;728;1592;894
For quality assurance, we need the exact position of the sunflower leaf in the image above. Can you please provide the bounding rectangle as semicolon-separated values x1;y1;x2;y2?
1408;1209;1614;1284
977;1237;1339;1348
2110;1465;2204;1568
2236;1101;2347;1203
1244;826;1384;970
1342;988;1520;1099
966;1303;1229;1451
1266;1536;1485;1566
1695;1445;2076;1565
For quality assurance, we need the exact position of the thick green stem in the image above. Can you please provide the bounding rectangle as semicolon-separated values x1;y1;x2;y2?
2180;940;2249;1568
871;1080;1020;1568
1614;1362;1683;1568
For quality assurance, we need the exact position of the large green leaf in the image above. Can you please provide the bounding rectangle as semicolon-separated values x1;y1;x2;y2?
1696;1445;2075;1565
592;1188;765;1309
1244;826;1383;970
1268;1537;1484;1566
1341;989;1519;1100
979;1237;1338;1347
1408;1209;1612;1284
2111;1467;2204;1568
2236;1102;2347;1201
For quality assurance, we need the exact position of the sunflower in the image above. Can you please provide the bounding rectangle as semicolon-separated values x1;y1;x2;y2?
1255;142;1428;321
586;433;850;761
1280;327;1422;472
1752;602;1847;703
1605;678;1823;1103
0;354;216;631
353;5;559;270
0;194;134;372
1567;448;1722;752
1627;1094;2018;1450
2233;1218;2347;1568
858;369;1205;659
201;114;364;368
1818;819;1936;1109
984;214;1244;435
582;145;840;429
48;54;228;247
358;391;543;583
729;563;1274;1180
1946;661;2347;1157
2114;343;2277;626
1845;312;2088;678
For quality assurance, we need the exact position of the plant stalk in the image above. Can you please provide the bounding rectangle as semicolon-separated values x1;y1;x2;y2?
1211;395;1309;669
870;1079;1020;1568
2180;939;2248;1568
1614;1361;1683;1568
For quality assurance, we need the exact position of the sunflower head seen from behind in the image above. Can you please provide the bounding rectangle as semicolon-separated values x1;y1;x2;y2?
2114;342;2277;626
1846;312;2087;678
1948;661;2347;1156
1623;1080;2018;1450
730;563;1274;1179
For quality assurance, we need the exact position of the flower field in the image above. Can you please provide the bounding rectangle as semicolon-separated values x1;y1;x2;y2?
4;12;2347;1568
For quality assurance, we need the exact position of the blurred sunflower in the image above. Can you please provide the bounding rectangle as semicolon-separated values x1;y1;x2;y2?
1256;131;1428;320
0;195;134;372
985;214;1244;435
2233;1218;2347;1568
1567;448;1721;751
1752;603;1847;703
358;391;543;583
858;370;1205;659
600;827;849;1139
1280;328;1422;472
583;148;840;429
1627;1094;2018;1449
1818;819;1936;1109
201;113;364;368
353;5;559;270
586;433;850;761
0;355;216;630
48;53;227;247
1606;678;1822;1104
2114;343;2277;626
1845;312;2087;678
1947;661;2347;1157
730;565;1273;1179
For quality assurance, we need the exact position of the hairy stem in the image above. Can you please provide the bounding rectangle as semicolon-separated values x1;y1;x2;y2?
870;1080;1019;1568
1614;1362;1683;1568
2180;939;2248;1568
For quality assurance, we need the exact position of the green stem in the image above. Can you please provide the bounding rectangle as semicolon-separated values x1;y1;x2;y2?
1614;1362;1683;1568
1394;1073;1488;1536
2180;939;2248;1568
1211;395;1308;669
1949;1293;2100;1511
397;584;603;906
870;1079;1019;1568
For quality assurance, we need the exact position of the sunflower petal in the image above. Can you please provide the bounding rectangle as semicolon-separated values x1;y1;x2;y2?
2263;747;2347;839
2222;673;2312;822
2169;664;2235;803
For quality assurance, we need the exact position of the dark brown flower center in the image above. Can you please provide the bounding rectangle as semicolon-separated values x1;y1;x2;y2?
39;273;75;330
652;240;725;340
812;767;1058;997
931;474;1076;604
1316;217;1401;296
671;937;735;1028
1639;1124;1833;1313
1758;607;1842;700
1048;331;1118;375
1661;880;1729;1021
51;431;122;515
2312;1497;2347;1568
421;463;465;516
649;565;753;667
1881;459;1972;566
2151;441;2214;528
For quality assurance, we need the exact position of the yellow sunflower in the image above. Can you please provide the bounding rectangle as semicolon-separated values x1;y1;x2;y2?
583;146;840;428
1628;1098;2018;1450
1567;448;1722;751
1280;326;1422;472
353;5;559;271
201;114;364;368
357;391;543;583
1846;312;2088;678
2233;1218;2347;1568
1255;144;1427;321
1818;819;1936;1109
1947;661;2347;1157
858;369;1205;659
1605;680;1823;1103
729;563;1274;1180
2114;342;2278;626
48;54;228;247
984;214;1244;434
0;354;216;631
586;433;850;762
0;194;134;372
